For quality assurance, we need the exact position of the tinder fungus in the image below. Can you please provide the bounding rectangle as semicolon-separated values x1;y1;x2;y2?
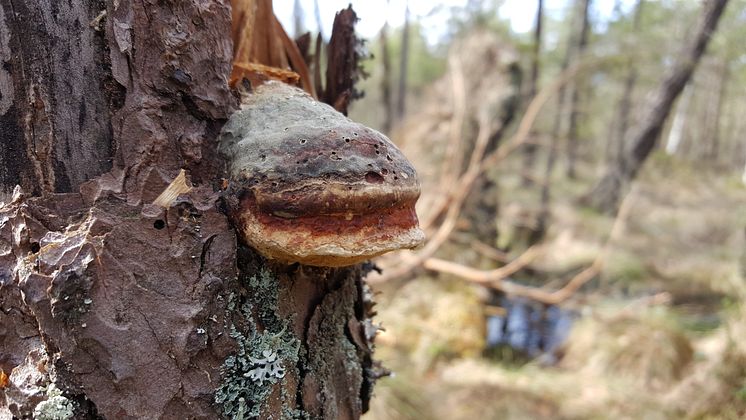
219;81;424;267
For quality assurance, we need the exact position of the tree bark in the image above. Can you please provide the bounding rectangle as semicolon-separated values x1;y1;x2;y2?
521;0;544;186
582;0;729;213
565;0;591;179
0;2;379;419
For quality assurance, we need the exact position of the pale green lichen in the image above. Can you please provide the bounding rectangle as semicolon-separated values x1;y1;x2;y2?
33;384;75;420
215;269;305;419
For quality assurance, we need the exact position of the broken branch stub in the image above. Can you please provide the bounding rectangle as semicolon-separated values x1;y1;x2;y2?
219;81;424;267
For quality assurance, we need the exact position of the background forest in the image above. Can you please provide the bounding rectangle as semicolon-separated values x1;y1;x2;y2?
283;0;746;418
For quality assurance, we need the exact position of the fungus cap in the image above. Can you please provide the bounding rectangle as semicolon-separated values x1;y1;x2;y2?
219;81;424;267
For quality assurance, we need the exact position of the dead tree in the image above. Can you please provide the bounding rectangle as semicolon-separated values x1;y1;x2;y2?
0;2;399;419
582;0;729;213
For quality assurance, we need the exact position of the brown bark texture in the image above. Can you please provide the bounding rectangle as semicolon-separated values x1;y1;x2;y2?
582;0;729;213
0;1;378;419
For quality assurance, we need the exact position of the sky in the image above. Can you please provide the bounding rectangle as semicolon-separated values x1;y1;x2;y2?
274;0;635;44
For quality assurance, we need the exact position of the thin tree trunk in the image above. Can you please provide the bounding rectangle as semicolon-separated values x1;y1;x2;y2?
396;3;411;120
521;0;544;186
380;10;393;134
609;0;644;167
0;2;379;419
536;2;577;238
293;0;304;37
664;85;694;155
566;0;591;179
314;0;325;39
582;0;730;213
708;58;730;161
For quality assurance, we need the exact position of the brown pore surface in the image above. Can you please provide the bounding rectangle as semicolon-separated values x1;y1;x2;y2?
234;192;422;266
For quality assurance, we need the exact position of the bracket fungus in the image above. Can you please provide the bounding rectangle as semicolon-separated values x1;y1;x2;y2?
219;81;424;267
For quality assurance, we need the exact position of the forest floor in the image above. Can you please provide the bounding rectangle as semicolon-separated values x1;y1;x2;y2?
366;154;746;419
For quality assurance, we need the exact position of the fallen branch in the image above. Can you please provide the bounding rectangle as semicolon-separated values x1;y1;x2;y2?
423;245;543;284
422;184;638;305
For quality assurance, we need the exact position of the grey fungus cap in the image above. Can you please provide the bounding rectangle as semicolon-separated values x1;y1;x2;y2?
219;81;424;267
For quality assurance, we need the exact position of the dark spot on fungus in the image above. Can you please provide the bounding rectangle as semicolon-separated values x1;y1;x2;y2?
300;139;307;144
30;242;40;254
153;220;166;230
365;172;384;184
381;168;389;175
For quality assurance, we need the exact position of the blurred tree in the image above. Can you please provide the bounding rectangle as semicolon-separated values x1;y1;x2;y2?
664;85;693;155
582;0;730;213
607;0;643;167
521;0;544;186
566;0;591;179
380;2;394;133
706;57;730;161
397;3;411;120
293;0;304;36
536;1;578;240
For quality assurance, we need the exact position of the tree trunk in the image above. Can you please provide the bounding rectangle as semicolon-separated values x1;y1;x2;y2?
582;0;729;213
707;57;729;162
0;2;379;419
314;0;324;39
521;0;544;186
608;0;643;166
535;1;576;239
664;84;694;155
566;0;591;179
293;0;304;37
380;13;393;134
396;3;410;121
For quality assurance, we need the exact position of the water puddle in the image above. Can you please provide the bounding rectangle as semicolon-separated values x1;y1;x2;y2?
485;297;575;364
